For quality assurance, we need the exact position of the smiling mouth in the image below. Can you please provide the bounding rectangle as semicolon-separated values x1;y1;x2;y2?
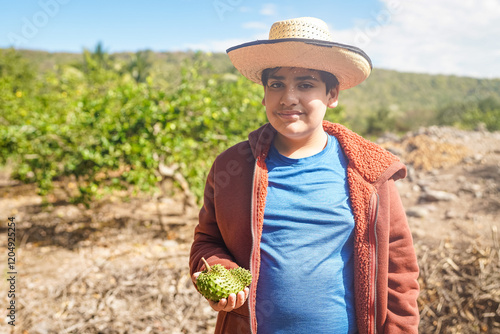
277;110;303;117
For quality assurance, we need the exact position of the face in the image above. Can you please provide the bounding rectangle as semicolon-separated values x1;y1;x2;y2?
262;67;339;146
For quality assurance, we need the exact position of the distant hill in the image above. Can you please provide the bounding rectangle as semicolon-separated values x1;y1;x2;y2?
13;48;234;75
8;48;500;133
339;68;500;132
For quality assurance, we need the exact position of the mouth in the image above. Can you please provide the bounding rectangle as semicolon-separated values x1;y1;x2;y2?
277;110;303;119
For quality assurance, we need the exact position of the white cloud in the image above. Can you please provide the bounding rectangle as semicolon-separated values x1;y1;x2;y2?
330;0;500;78
260;3;277;16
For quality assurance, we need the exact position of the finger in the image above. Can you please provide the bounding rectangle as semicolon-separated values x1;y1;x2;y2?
210;298;227;312
223;293;237;312
235;290;246;308
238;288;250;307
191;272;201;283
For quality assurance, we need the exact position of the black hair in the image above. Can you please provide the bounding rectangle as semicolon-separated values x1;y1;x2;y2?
261;67;339;94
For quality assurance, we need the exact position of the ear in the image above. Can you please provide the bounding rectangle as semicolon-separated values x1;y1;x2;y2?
261;87;266;106
327;85;340;108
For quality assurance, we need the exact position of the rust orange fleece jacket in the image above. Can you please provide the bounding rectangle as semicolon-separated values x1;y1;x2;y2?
190;121;420;334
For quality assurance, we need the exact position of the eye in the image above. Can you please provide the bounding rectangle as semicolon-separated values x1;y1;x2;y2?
269;82;283;89
299;83;314;89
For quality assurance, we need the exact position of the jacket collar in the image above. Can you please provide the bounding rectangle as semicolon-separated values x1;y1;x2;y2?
247;122;276;160
248;120;406;184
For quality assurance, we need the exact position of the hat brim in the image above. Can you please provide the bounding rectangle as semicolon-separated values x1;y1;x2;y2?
226;38;372;90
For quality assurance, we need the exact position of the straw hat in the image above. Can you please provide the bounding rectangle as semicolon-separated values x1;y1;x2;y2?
226;17;372;90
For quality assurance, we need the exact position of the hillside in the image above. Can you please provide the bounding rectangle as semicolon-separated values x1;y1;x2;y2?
340;68;500;132
8;48;500;134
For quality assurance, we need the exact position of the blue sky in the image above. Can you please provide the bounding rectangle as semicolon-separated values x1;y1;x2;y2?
1;0;500;78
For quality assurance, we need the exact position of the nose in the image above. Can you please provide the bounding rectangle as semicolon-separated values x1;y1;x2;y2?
280;87;298;106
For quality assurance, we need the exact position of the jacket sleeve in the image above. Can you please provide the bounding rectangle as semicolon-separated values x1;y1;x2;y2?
383;179;420;333
189;160;239;277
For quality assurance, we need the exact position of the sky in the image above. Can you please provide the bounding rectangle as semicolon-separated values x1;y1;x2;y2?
1;0;500;79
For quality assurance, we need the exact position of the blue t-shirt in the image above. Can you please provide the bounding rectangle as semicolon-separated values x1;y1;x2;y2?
256;134;357;334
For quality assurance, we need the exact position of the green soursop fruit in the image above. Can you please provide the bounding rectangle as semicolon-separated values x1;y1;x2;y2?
196;257;252;301
230;266;253;284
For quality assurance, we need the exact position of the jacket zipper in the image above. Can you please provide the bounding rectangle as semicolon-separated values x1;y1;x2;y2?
248;157;261;334
368;192;380;333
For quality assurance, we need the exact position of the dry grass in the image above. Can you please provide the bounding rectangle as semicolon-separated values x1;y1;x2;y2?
381;134;471;171
11;238;217;334
417;228;500;333
9;227;499;334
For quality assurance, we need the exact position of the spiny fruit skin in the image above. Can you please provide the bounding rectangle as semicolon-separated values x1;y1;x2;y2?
196;258;252;302
230;267;253;285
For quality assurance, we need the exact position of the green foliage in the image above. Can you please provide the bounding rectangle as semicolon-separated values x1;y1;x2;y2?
163;55;266;199
126;50;153;83
0;48;36;91
341;69;500;133
365;107;396;136
0;48;267;204
1;47;499;205
436;96;500;131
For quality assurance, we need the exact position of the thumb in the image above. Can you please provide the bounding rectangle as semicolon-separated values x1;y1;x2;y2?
192;272;201;284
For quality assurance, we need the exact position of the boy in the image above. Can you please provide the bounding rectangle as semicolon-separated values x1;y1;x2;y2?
190;17;419;334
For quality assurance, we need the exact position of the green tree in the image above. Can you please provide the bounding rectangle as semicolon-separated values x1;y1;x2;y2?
127;50;153;83
365;107;396;136
436;96;500;131
0;50;273;204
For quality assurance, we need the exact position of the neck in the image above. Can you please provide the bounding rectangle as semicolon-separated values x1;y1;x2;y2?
273;130;328;159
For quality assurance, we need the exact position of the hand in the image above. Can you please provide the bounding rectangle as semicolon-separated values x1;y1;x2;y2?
192;272;250;312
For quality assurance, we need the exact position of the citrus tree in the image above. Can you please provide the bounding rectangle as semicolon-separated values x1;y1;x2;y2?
0;50;274;204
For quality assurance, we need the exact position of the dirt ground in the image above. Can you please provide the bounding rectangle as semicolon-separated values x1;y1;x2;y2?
1;126;499;333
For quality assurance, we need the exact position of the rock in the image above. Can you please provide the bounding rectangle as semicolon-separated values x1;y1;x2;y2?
406;165;416;182
412;228;427;239
385;146;404;157
460;183;485;198
420;189;457;202
406;206;429;218
460;183;482;193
